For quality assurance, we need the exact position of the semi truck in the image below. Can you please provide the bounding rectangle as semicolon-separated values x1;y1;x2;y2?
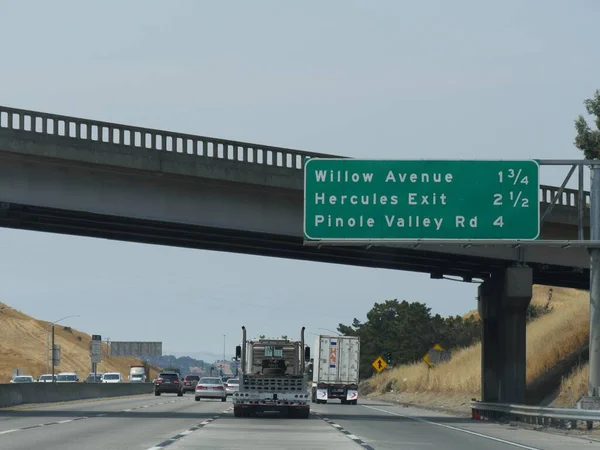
311;334;360;405
232;326;311;418
128;365;150;383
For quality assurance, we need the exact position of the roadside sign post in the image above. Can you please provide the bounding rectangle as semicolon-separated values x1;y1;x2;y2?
590;165;600;399
371;356;388;374
304;159;540;242
91;335;102;381
51;325;61;382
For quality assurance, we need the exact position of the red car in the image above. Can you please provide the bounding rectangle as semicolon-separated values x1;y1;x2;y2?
182;374;200;393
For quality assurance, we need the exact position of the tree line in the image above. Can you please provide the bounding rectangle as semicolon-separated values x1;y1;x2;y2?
337;299;552;379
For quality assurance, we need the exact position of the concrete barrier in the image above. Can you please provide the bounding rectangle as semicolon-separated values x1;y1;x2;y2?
0;382;154;408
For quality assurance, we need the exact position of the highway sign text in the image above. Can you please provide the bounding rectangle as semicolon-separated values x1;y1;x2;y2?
303;159;540;241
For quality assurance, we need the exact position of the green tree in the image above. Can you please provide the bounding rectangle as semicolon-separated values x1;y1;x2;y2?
338;299;437;377
338;300;483;379
574;89;600;159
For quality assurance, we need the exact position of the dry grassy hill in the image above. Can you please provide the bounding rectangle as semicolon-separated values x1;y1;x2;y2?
364;285;589;410
0;302;160;382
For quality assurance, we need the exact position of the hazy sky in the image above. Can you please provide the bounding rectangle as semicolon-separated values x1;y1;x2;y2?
1;0;598;361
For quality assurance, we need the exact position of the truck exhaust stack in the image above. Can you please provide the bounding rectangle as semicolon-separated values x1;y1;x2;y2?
300;326;305;372
241;326;247;373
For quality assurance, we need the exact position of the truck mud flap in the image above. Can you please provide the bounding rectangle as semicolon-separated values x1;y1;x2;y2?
346;389;358;403
316;388;328;404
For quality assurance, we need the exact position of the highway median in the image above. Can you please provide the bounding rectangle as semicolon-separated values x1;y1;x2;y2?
0;382;154;409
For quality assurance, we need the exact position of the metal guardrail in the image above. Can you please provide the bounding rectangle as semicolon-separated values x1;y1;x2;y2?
0;105;591;211
471;400;600;430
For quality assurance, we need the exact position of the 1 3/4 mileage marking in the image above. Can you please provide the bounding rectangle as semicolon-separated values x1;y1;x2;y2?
303;159;540;241
499;168;530;185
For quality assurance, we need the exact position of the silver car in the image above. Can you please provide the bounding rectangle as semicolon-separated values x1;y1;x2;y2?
225;378;239;396
195;377;227;402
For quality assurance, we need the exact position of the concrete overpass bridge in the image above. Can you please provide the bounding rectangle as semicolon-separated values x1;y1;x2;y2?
0;105;593;406
0;105;589;288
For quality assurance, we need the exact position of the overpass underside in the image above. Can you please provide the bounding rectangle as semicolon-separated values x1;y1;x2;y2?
0;201;588;289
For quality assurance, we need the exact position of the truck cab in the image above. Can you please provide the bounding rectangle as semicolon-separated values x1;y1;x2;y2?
129;365;148;383
231;326;311;418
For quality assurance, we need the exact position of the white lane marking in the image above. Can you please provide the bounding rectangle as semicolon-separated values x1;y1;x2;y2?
0;397;189;438
143;415;223;450
362;405;543;450
316;413;375;449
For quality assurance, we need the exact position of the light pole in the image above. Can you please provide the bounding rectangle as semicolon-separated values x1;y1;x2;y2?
222;334;226;375
45;315;80;373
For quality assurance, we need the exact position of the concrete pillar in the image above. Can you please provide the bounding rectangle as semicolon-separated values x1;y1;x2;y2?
478;266;533;404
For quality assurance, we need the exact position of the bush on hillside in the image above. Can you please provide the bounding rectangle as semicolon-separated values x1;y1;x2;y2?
338;296;556;380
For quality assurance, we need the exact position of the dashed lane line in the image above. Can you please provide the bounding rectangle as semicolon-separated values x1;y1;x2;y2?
0;397;192;437
145;406;233;449
314;413;375;449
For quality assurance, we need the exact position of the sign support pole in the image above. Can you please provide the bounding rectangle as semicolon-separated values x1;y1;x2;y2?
51;325;55;382
590;163;600;397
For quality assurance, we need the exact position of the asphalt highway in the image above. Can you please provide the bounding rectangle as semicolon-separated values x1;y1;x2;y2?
0;394;599;449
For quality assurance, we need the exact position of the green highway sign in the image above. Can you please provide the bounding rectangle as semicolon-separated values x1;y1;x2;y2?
303;159;540;241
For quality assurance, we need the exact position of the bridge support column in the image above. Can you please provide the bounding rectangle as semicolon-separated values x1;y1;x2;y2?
478;266;532;404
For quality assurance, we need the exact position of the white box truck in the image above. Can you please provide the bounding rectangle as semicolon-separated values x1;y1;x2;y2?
311;334;360;405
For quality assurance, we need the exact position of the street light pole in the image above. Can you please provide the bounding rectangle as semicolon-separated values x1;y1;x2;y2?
45;315;80;373
51;325;55;382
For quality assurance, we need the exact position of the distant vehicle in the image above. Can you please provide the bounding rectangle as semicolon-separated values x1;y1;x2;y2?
56;372;79;382
128;365;149;383
195;377;227;402
84;373;103;383
11;376;34;383
182;374;200;393
102;372;123;383
220;373;234;382
38;374;56;383
225;378;239;396
311;335;360;405
154;372;183;396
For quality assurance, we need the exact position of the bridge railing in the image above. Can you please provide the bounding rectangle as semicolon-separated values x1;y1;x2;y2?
0;105;590;211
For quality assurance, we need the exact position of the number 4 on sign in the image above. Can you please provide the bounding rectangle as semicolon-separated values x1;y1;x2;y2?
493;216;504;227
